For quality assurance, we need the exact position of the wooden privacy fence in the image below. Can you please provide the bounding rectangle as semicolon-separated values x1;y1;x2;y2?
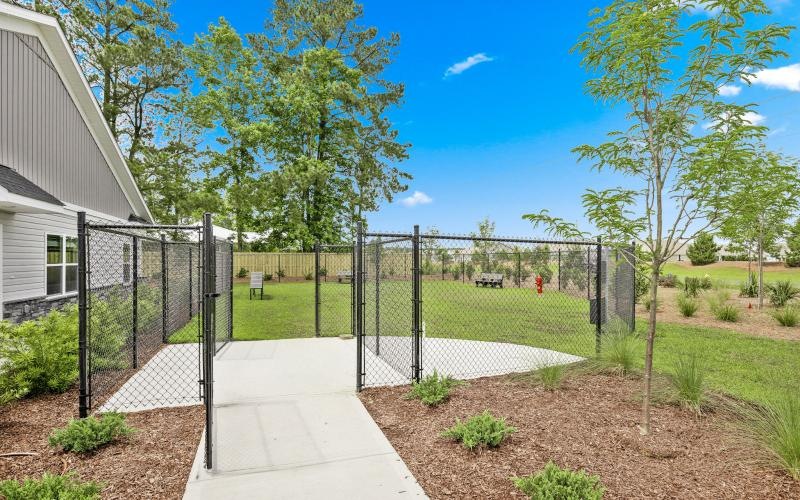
234;252;353;279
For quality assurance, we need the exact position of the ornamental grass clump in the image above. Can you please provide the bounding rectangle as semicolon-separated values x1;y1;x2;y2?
406;370;464;406
773;307;800;327
669;355;706;413
512;461;605;500
49;412;135;453
766;280;800;308
733;394;800;481
442;411;516;450
676;293;698;317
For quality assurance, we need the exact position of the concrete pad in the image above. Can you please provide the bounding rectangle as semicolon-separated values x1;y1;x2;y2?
99;343;201;412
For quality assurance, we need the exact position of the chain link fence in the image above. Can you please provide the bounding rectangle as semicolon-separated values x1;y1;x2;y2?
314;244;355;337
355;226;636;389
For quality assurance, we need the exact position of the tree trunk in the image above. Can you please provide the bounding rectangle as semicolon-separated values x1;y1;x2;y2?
640;260;660;435
758;222;764;310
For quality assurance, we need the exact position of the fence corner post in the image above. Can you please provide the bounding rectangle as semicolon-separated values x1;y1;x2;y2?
161;234;168;343
595;236;603;355
78;212;89;418
132;234;139;369
314;242;321;337
412;225;421;383
355;225;364;391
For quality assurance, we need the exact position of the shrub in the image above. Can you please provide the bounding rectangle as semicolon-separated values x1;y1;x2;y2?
49;412;135;453
451;269;461;280
512;461;605;500
276;269;286;279
406;371;463;406
735;394;800;480
773;307;800;327
0;308;78;404
682;277;703;297
441;411;516;450
0;473;102;500
658;274;679;288
535;265;554;284
740;277;758;298
669;355;705;413
236;267;248;278
675;293;698;317
465;262;475;280
265;273;273;281
318;267;328;277
533;365;566;391
785;220;800;268
304;272;313;280
686;233;720;266
712;303;739;322
766;280;800;308
598;330;639;376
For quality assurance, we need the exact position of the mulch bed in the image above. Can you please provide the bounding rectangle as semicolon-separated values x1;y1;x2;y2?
360;374;800;499
0;389;204;499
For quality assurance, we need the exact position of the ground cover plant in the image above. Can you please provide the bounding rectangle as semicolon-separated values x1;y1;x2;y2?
49;413;135;453
442;411;516;450
676;293;698;317
529;364;567;391
512;461;604;500
773;307;800;327
767;280;800;308
734;394;800;481
0;472;101;500
406;371;463;406
668;355;706;413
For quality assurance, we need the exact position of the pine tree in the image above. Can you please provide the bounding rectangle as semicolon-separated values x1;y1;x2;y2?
686;233;721;266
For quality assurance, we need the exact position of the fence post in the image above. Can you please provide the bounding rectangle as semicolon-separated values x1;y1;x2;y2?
558;249;562;291
412;225;421;383
161;235;168;343
375;240;381;355
229;243;234;341
78;212;89;418
132;235;139;369
314;242;321;337
188;247;194;317
355;224;364;391
587;246;591;300
351;247;356;338
516;252;521;287
202;213;215;469
596;237;603;354
277;253;281;283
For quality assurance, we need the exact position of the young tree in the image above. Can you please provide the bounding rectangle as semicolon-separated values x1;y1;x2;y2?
524;0;790;434
785;220;800;268
719;152;800;307
686;233;720;266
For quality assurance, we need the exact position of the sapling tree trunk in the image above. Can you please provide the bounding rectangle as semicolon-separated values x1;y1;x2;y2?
641;260;660;435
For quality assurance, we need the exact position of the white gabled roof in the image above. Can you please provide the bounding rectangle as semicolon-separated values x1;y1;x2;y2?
0;2;153;222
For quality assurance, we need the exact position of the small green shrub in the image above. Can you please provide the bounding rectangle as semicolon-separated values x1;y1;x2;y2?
318;267;328;277
265;273;273;281
0;473;102;500
406;371;463;406
452;269;461;280
236;267;248;278
686;232;720;266
658;274;679;288
712;303;739;322
304;272;313;280
669;355;705;413
512;461;605;500
442;411;516;450
735;394;800;480
766;280;800;308
534;365;567;391
773;307;800;327
276;269;286;279
676;293;698;317
49;412;135;453
740;276;758;298
0;308;79;404
682;277;704;297
465;262;475;280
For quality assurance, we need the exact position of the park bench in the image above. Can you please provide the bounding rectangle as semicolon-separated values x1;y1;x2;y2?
249;271;264;299
475;272;504;288
337;270;353;283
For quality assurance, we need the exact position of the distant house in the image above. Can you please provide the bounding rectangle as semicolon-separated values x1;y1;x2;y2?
0;4;152;322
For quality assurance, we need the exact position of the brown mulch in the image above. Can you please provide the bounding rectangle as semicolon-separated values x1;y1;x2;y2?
643;287;800;341
360;374;800;499
0;389;204;499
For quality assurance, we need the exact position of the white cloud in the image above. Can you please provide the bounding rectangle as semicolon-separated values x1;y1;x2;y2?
444;53;494;77
751;63;800;92
718;84;741;97
400;191;433;207
701;111;765;130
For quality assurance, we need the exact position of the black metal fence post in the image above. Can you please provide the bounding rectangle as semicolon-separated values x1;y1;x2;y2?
558;249;562;291
355;224;364;391
77;212;89;418
229;242;234;341
412;225;421;383
596;236;603;354
351;247;356;338
188;248;193;316
277;253;281;283
375;241;381;355
132;235;139;369
516;252;521;287
461;254;465;283
202;213;215;469
161;235;168;343
314;242;321;337
586;246;591;300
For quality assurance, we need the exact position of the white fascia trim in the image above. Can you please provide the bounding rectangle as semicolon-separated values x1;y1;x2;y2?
0;3;154;223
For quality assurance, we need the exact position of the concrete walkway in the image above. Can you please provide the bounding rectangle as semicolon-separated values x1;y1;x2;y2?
183;338;427;500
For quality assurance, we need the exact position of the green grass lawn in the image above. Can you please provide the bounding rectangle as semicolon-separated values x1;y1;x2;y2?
662;261;800;286
170;281;799;406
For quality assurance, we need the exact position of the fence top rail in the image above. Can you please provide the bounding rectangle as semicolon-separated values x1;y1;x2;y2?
317;243;354;249
87;223;202;231
86;225;165;243
365;236;413;246
365;232;413;239
419;233;599;246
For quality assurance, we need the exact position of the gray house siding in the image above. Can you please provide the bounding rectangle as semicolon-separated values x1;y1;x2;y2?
0;28;135;220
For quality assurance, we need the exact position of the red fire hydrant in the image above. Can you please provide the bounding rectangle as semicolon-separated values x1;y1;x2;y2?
535;274;543;296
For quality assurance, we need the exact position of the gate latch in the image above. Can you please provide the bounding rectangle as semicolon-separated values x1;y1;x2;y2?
204;292;221;298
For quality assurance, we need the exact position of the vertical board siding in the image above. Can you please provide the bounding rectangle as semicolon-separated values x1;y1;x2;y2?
234;252;359;279
0;29;134;220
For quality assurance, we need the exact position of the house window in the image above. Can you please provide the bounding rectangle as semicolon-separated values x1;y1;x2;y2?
46;234;78;296
123;243;131;283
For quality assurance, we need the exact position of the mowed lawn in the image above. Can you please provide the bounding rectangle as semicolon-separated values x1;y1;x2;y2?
662;261;800;286
171;281;800;405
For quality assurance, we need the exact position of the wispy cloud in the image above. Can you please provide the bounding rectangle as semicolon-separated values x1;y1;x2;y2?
718;84;741;97
400;191;433;207
444;53;494;77
702;111;766;130
751;63;800;92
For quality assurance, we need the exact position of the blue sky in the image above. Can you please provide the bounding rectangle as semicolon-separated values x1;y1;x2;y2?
171;0;800;237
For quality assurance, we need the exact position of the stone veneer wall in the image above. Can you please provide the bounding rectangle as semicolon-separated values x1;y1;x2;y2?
3;295;77;323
